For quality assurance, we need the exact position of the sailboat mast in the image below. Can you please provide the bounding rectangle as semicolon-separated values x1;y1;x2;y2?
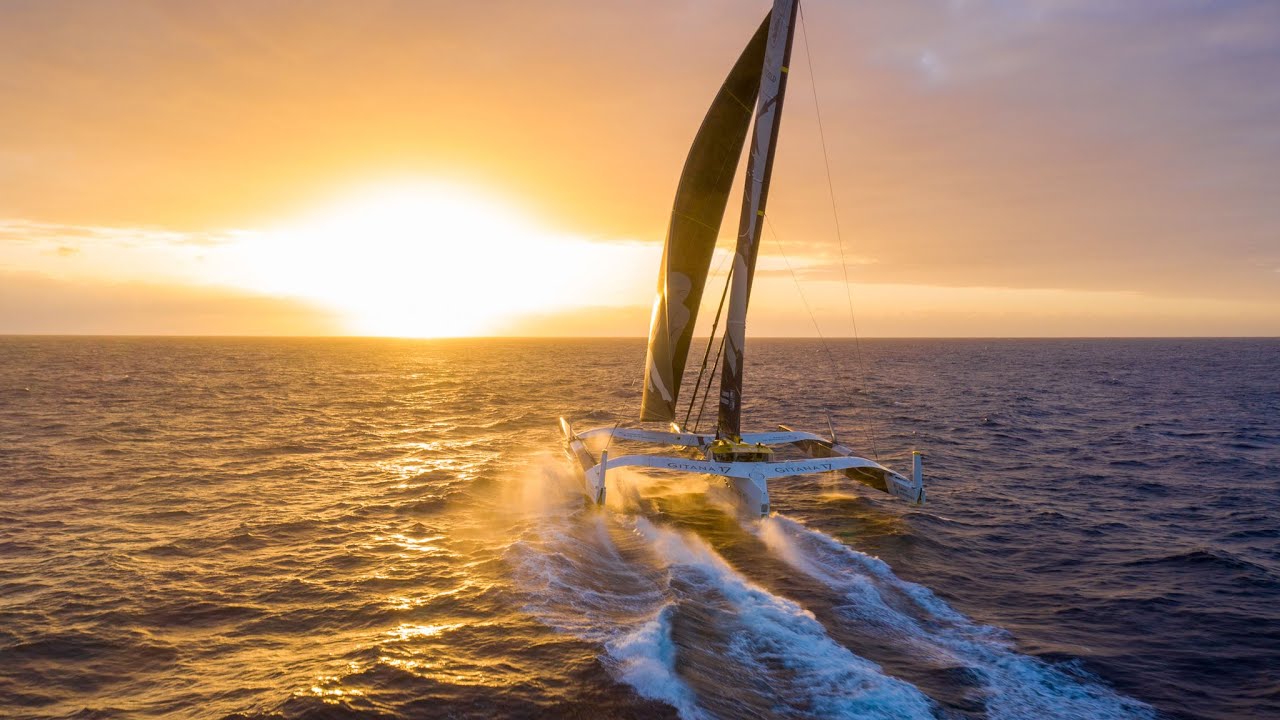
716;0;800;439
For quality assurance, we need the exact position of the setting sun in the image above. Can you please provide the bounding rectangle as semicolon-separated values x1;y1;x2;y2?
223;181;654;337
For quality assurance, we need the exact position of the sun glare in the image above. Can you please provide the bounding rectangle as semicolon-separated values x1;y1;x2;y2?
228;181;647;337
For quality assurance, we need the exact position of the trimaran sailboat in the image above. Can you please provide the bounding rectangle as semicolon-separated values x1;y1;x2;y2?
560;0;925;517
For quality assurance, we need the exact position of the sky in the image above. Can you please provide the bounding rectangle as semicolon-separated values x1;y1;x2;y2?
1;0;1278;337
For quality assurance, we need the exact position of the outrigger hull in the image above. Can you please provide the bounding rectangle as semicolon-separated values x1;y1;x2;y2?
559;418;924;517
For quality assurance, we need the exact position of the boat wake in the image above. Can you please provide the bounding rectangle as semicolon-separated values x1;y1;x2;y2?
507;462;1152;719
632;515;935;719
508;467;927;718
505;468;698;717
756;515;1157;720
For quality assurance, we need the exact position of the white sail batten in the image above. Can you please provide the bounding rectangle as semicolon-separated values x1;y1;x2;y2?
717;0;800;438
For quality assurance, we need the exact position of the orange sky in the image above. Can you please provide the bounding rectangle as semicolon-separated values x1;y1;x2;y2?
1;0;1277;337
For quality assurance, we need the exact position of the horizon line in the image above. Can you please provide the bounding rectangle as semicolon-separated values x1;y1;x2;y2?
3;333;1277;341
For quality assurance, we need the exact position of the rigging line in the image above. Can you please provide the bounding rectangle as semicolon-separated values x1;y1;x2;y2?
681;248;734;424
601;420;622;455
682;264;734;431
689;245;737;435
692;329;728;434
763;215;843;415
798;6;881;460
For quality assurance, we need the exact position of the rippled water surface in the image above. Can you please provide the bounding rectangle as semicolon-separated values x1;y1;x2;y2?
1;337;1276;719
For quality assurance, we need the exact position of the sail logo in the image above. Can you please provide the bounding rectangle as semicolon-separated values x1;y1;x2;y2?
720;390;736;410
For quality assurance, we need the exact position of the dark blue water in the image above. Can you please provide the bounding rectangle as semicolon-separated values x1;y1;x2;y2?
0;337;1276;719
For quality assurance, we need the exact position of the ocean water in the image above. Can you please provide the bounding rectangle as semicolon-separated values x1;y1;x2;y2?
0;337;1276;720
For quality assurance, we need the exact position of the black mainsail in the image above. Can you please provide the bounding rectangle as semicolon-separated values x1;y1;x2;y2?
639;15;771;423
717;0;800;438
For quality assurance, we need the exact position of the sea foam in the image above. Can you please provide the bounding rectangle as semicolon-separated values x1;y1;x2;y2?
757;515;1157;720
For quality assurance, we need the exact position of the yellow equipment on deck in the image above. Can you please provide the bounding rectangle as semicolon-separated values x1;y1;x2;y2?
709;437;774;463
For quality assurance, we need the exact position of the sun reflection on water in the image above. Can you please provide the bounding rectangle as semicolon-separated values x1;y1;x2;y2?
374;532;446;554
385;622;466;641
297;675;367;705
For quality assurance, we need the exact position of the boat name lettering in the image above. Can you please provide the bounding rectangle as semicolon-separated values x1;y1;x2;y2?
774;463;833;473
660;460;731;474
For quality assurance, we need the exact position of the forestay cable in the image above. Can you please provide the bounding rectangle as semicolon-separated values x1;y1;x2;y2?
796;6;883;460
764;215;865;453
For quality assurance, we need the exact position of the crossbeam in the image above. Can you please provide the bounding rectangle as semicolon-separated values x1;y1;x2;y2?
558;417;925;514
571;425;830;449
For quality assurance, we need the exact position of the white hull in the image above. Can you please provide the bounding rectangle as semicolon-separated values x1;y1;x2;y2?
559;418;924;517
